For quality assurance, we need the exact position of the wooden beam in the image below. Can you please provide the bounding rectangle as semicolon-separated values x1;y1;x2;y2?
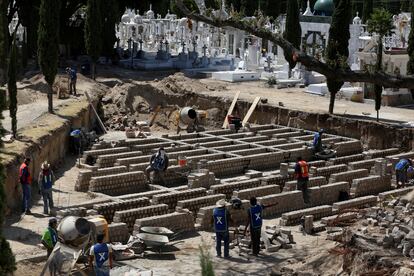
222;91;240;129
242;97;261;126
85;92;107;133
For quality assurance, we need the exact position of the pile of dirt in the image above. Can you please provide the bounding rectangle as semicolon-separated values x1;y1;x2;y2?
101;73;226;132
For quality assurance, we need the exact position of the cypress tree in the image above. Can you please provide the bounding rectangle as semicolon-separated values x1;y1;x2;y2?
38;0;60;113
0;88;16;274
0;0;8;85
362;0;373;23
8;34;17;137
326;0;352;114
101;0;119;60
407;0;414;99
85;0;102;80
283;0;302;77
267;0;281;19
401;0;409;11
367;8;394;121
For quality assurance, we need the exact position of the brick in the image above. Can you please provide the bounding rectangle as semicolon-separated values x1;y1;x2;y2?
93;197;150;222
113;204;169;231
152;188;207;209
280;205;332;226
177;194;225;215
329;169;369;185
233;185;281;200
89;171;148;196
350;175;391;197
332;196;378;211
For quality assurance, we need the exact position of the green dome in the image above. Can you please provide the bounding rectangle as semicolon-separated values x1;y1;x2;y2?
314;0;334;16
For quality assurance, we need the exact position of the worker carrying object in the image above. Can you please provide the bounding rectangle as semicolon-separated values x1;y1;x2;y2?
41;217;58;257
145;147;169;184
19;157;32;214
295;156;310;204
89;234;113;276
312;129;324;153
395;158;413;188
38;161;55;215
211;199;232;258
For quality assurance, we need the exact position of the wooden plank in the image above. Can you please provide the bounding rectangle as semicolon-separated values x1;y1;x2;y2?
222;91;240;129
149;105;161;127
242;97;261;126
85;92;107;133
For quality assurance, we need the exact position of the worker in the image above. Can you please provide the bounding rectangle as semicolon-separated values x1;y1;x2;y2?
145;147;169;184
89;234;113;276
244;197;264;256
19;157;32;214
313;129;324;153
395;158;413;188
41;217;58;257
66;67;77;96
38;161;55;215
212;199;232;258
295;156;310;204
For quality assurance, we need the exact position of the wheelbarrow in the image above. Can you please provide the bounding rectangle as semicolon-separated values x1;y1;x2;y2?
136;233;170;254
139;227;174;238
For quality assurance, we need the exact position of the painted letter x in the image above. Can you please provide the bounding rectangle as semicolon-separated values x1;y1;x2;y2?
255;213;261;220
98;252;106;262
216;217;223;224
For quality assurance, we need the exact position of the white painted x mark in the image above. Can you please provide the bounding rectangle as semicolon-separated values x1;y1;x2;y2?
98;252;106;262
255;213;261;220
216;217;223;224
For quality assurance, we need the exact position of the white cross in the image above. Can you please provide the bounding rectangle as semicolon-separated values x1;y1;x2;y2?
255;213;261;221
216;217;223;224
98;252;106;262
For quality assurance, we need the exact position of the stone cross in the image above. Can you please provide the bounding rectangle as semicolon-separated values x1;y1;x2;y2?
202;44;207;57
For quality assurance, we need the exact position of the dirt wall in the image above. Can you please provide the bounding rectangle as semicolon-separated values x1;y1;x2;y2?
1;99;98;212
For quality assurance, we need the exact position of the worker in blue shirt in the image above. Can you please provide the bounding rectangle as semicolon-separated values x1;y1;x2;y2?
313;129;324;153
89;234;113;276
66;67;77;96
395;158;413;188
244;197;265;256
212;199;232;258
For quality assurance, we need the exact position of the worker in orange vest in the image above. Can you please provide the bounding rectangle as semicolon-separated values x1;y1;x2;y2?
19;157;32;214
295;156;310;204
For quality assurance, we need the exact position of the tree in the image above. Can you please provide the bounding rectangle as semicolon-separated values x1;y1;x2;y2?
367;8;394;121
0;0;8;85
407;0;414;99
362;0;373;23
326;0;352;114
0;88;16;274
101;0;119;59
85;0;102;80
401;0;410;11
38;0;60;113
8;34;17;137
283;0;301;77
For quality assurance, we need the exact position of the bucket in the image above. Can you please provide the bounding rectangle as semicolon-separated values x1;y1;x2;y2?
178;156;187;167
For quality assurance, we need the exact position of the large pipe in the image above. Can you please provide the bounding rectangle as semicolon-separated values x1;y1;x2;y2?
179;107;197;125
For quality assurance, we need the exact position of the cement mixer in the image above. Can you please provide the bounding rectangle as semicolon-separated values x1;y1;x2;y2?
177;107;207;134
41;216;108;276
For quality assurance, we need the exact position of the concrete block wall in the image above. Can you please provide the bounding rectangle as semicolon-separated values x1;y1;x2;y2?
152;188;207;209
329;169;369;185
327;154;365;165
89;171;148;196
256;138;288;146
366;148;400;159
113;204;169;231
348;159;378;171
261;174;295;189
335;140;363;157
238;135;269;143
108;222;130;243
318;182;350;205
310;164;348;178
258;191;305;217
273;131;304;139
181;137;220;144
214;144;250;152
233;185;281;200
231;148;267;156
93;197;150;222
83;147;130;161
378;187;414;200
280;205;333;226
284;176;327;192
200;140;233;148
274;142;306;150
132;142;173;154
350;175;391;197
177;194;226;215
75;166;129;192
257;127;292;137
206;157;250;177
332;195;378;211
307;160;327;168
116;189;169;200
248;152;285;171
133;211;195;233
187;170;216;189
151;165;190;186
211;179;261;198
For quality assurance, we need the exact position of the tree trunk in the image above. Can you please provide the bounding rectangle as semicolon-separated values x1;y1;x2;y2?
92;62;96;80
329;91;337;114
376;109;379;122
48;83;53;113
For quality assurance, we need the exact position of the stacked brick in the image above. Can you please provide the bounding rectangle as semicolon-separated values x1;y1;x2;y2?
113;204;169;231
258;191;305;217
283;176;327;192
365;148;400;159
350;175;391;197
257;127;292;137
309;164;348;178
89;171;148;196
280;205;333;226
215;144;250;151
83;147;130;161
133;211;195;234
248;152;285;171
238;135;269;143
348;159;378;171
327;154;365;165
187;170;216;189
206;157;250;177
329;169;369;185
115;155;151;168
93;197;150;222
378;187;414;200
108;222;130;243
115;189;169;200
307;160;327;168
335;140;363;156
273;131;304;139
332;196;378;211
231;148;267;156
210;179;261;198
261;174;295;189
151;165;191;186
131;142;173;154
177;194;226;215
274;142;306;150
152;188;207;209
96;151;143;168
314;182;350;205
233;185;281;200
76;166;128;192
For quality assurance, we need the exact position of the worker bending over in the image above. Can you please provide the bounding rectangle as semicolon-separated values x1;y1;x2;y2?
145;147;169;184
89;234;113;276
395;158;413;188
313;129;324;153
41;218;58;257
